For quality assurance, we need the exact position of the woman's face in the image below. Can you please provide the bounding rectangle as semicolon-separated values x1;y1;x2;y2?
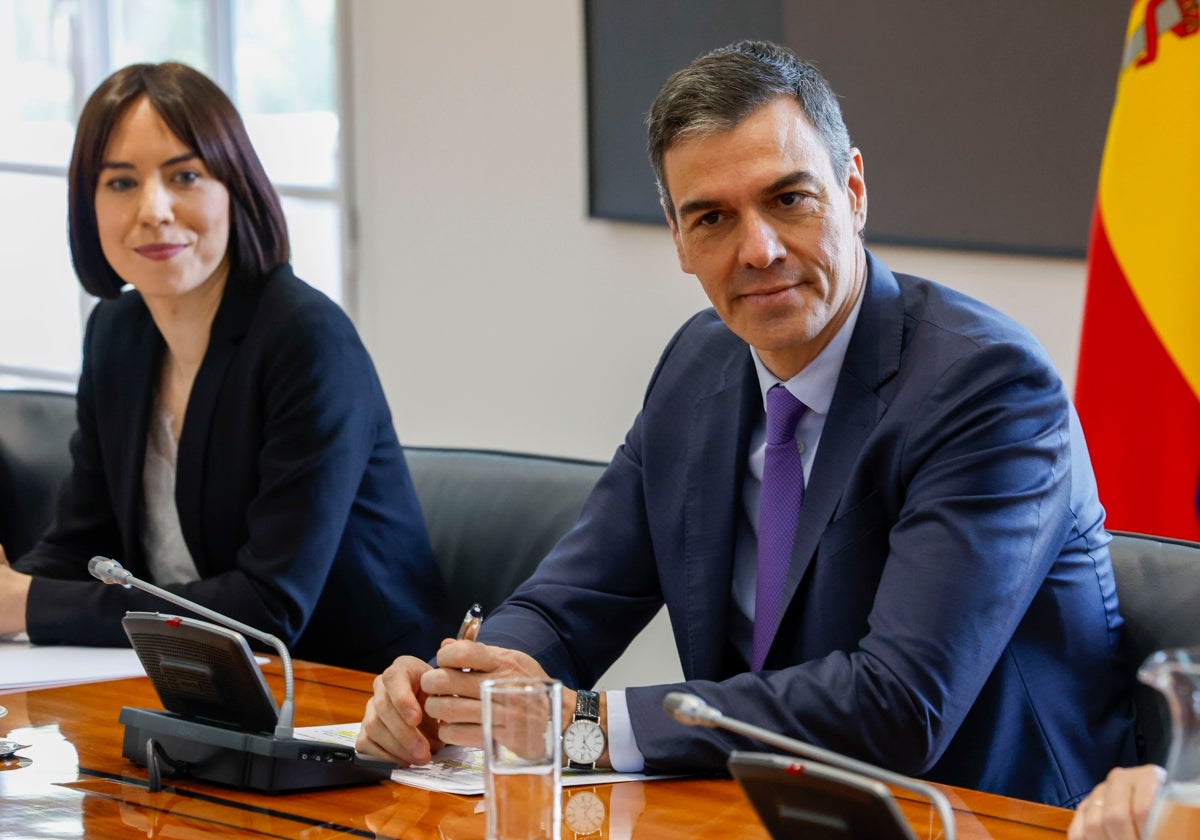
94;96;231;304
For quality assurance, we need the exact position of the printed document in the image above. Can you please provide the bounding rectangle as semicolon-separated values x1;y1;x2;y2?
295;722;677;795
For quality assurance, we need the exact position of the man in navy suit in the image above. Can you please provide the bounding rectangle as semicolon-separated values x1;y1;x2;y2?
359;40;1136;806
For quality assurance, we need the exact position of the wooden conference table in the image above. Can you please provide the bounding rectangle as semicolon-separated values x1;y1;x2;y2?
0;658;1073;839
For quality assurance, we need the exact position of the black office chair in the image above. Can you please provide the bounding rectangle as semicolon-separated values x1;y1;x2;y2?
403;446;606;639
1109;529;1200;765
0;388;77;560
0;391;607;642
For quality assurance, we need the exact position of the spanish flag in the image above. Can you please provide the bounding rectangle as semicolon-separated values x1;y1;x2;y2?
1076;0;1200;540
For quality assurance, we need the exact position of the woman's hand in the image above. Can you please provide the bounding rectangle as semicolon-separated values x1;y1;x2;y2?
0;545;32;636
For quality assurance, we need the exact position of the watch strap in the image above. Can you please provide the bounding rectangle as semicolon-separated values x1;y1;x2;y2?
574;689;600;722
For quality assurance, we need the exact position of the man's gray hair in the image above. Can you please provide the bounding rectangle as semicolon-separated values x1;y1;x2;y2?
647;40;852;222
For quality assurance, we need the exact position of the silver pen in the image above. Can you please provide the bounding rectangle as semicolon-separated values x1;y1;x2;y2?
456;603;483;642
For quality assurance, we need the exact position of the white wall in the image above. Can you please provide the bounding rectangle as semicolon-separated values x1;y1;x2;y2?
346;1;1089;688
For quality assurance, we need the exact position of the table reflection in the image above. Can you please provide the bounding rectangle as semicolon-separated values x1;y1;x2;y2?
0;720;84;839
365;786;485;839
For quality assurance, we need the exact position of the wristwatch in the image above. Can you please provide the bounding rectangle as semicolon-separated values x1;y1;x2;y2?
564;786;606;837
562;689;606;770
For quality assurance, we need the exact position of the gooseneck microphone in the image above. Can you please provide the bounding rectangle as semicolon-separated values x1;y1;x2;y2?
89;556;295;737
87;555;395;793
663;692;957;840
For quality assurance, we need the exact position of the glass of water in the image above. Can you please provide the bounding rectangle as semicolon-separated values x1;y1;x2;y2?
482;677;562;840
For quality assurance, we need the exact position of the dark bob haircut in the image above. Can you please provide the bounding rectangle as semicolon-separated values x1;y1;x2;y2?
68;62;289;299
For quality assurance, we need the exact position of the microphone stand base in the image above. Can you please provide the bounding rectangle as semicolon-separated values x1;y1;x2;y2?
119;707;395;794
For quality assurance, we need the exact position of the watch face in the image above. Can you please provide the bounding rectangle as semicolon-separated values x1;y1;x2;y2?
565;789;606;833
563;719;605;763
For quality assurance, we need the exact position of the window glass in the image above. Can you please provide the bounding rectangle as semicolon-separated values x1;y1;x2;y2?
0;172;84;374
235;0;337;188
109;0;208;71
282;195;341;302
244;111;338;189
0;1;76;167
236;0;335;113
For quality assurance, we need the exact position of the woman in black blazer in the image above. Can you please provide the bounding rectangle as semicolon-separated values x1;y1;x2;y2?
0;62;444;671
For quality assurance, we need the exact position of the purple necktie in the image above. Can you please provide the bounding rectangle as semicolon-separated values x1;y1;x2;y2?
751;385;807;671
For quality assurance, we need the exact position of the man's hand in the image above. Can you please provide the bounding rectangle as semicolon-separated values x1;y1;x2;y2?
0;545;31;636
356;655;442;766
421;639;565;751
1067;764;1165;840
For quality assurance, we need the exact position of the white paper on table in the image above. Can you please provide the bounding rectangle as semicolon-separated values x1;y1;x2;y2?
294;721;682;796
0;635;267;694
0;637;147;694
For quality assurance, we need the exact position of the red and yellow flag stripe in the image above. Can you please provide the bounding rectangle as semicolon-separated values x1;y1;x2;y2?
1075;0;1200;540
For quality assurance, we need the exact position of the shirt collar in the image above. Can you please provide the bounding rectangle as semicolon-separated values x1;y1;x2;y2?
750;287;865;415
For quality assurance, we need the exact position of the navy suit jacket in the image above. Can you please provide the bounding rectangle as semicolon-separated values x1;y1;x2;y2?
17;264;445;671
481;252;1136;806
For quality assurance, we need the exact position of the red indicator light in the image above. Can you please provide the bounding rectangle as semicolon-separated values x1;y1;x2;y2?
786;763;805;776
166;617;182;627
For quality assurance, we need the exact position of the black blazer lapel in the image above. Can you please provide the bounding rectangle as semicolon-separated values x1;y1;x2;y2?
175;270;266;574
106;303;163;571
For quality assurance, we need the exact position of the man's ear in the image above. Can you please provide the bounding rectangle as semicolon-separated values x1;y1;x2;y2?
662;199;691;273
846;148;868;235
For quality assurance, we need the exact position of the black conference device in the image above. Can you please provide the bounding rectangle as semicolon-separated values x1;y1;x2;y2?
121;612;281;733
728;751;917;840
90;556;396;793
663;691;956;840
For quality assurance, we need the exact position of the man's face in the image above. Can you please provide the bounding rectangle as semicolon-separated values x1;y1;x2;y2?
662;96;868;380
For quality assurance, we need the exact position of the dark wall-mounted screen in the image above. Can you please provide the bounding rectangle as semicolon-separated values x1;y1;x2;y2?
585;0;1129;256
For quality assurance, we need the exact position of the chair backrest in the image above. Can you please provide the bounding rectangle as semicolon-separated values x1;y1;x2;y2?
403;446;606;638
0;394;607;636
0;389;77;560
1109;529;1200;765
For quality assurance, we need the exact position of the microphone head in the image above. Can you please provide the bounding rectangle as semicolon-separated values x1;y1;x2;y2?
89;556;132;586
663;691;722;727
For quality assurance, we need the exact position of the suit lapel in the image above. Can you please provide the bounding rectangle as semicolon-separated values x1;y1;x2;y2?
174;269;268;574
109;302;164;571
774;253;905;647
681;347;759;680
